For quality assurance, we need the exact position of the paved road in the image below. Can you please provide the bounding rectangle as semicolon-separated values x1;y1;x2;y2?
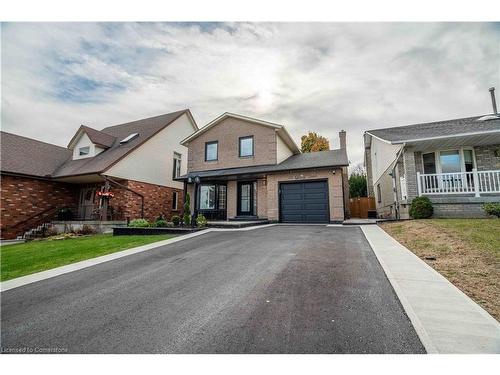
1;226;425;353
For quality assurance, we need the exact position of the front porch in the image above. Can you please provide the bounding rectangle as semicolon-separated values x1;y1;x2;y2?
417;169;500;197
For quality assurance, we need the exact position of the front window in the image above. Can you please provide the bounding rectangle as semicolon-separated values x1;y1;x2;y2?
172;191;178;210
376;184;381;203
199;185;216;209
173;152;182;179
205;141;218;161
422;152;436;174
239;136;254;157
79;146;90;156
463;150;474;172
439;150;461;173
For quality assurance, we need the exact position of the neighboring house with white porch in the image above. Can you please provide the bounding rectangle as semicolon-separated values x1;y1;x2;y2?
364;110;500;219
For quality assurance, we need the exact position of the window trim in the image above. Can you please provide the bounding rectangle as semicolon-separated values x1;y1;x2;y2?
238;135;254;158
172;152;182;179
79;146;90;156
172;191;179;211
205;141;218;162
420;147;476;174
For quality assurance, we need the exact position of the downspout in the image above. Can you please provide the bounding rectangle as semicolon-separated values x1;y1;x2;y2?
103;175;145;219
392;144;406;220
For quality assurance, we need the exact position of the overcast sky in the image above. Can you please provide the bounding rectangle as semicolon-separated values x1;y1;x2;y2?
1;22;499;168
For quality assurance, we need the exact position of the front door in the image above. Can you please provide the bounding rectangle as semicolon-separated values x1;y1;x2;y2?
78;187;97;220
237;181;254;216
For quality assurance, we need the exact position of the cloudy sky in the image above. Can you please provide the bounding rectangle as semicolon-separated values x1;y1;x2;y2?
1;22;499;167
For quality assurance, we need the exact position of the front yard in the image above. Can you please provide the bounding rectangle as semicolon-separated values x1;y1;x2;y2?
1;234;173;281
380;219;500;321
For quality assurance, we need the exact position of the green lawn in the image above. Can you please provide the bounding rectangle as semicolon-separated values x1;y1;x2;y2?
1;234;173;281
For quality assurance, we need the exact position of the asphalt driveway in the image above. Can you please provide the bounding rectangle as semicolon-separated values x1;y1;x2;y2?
1;225;425;353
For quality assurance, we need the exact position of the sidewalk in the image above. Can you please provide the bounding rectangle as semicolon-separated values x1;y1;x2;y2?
361;225;500;354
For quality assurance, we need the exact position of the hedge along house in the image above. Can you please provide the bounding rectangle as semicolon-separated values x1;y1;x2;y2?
364;89;500;219
178;113;350;223
0;110;198;239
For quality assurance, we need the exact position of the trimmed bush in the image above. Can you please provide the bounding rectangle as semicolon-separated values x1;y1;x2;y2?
482;203;500;218
57;207;74;220
128;218;150;228
409;196;433;219
196;214;207;227
155;219;168;228
171;215;181;226
76;224;97;235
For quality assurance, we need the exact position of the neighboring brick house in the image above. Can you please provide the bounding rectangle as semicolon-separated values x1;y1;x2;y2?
364;114;500;219
179;113;350;223
0;110;198;239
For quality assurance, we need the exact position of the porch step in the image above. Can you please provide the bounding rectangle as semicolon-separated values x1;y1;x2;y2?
228;216;260;221
207;220;270;228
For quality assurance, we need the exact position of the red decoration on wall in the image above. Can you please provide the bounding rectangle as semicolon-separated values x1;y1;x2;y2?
97;191;114;198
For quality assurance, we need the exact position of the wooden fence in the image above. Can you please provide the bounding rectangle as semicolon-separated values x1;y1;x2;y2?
349;197;376;218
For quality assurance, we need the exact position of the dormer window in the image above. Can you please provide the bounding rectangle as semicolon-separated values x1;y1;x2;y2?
239;136;254;157
79;146;90;156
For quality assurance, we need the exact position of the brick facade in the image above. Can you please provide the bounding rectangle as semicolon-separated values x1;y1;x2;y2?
0;174;78;239
187;117;278;172
111;179;183;222
474;145;500;171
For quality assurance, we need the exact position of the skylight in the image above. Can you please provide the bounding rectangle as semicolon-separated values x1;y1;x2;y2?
476;115;500;121
120;133;139;144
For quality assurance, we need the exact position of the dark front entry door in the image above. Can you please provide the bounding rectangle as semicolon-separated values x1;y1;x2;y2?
237;181;255;216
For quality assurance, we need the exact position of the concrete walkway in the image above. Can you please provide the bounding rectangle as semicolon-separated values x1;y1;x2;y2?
361;225;500;354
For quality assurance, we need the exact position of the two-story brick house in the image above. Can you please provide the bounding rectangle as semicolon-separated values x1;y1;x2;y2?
179;113;350;223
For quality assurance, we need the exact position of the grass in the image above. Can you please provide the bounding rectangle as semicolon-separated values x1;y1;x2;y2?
1;234;173;281
380;219;500;321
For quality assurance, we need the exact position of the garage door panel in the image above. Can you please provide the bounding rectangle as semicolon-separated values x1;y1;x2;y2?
280;181;329;223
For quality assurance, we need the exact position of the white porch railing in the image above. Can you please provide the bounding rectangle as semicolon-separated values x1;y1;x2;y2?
417;169;500;197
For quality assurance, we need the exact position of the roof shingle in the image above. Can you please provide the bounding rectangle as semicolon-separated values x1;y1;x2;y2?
367;115;500;143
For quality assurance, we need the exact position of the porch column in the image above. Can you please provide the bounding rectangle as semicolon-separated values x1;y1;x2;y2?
403;147;419;200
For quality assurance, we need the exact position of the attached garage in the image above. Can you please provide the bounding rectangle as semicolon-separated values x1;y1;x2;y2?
279;180;330;223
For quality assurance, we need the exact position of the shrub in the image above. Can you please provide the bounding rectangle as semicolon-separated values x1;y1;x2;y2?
482;203;500;218
129;218;150;227
183;192;191;226
76;224;97;235
409;196;433;219
57;207;74;220
171;215;181;226
155;219;168;228
196;214;207;227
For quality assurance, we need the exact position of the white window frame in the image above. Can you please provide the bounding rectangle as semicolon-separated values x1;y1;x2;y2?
420;147;476;174
173;152;182;179
79;146;90;156
172;191;179;211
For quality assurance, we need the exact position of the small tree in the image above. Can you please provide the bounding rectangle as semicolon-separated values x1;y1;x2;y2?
183;192;191;226
300;132;330;153
349;173;367;198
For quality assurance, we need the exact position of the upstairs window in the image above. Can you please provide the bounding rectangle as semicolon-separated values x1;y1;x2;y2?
205;141;218;161
239;136;254;157
79;146;90;156
173;152;182;179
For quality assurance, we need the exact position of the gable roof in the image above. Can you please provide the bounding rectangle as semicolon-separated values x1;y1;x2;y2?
366;114;500;144
180;149;348;180
52;109;195;178
67;125;116;149
181;112;300;154
0;131;72;178
1;109;197;179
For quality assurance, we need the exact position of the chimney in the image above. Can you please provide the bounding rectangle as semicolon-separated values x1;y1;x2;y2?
339;130;346;149
489;87;498;114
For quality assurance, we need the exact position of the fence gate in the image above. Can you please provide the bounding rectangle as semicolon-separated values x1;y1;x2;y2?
349;197;376;218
